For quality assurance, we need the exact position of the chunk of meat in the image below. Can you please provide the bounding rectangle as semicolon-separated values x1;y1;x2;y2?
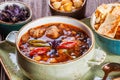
56;49;70;62
59;24;65;29
21;33;30;43
46;26;60;39
29;28;46;38
74;40;82;56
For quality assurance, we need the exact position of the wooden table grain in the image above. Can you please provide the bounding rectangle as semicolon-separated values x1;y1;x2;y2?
0;0;120;80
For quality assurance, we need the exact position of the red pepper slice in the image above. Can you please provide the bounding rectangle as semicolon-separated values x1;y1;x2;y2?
30;47;48;56
58;41;77;49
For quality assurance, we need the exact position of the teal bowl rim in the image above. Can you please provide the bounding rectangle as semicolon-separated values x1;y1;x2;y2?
16;16;95;65
48;0;86;14
0;1;32;25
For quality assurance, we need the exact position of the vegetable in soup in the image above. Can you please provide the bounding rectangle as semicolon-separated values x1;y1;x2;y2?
19;23;91;63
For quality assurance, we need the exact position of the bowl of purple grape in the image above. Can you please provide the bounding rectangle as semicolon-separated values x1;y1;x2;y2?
0;1;32;35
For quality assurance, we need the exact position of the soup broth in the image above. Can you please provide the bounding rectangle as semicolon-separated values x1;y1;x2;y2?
19;23;91;63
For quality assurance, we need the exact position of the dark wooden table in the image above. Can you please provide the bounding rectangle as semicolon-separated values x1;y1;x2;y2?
0;0;120;80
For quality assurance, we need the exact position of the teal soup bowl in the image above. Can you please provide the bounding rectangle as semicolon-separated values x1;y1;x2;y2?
0;1;32;35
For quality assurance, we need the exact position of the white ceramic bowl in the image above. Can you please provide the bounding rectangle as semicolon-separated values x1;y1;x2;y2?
6;16;106;80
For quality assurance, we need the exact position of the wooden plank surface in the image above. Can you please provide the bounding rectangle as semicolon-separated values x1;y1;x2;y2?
0;0;120;80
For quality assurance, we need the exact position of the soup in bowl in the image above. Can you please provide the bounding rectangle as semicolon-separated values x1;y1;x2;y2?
14;16;103;80
19;23;91;63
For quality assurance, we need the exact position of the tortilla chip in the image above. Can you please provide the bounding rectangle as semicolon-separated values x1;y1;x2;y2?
111;6;120;17
97;13;120;38
97;4;112;14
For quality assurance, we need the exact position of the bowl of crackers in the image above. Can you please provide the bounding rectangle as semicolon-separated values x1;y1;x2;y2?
91;3;120;55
